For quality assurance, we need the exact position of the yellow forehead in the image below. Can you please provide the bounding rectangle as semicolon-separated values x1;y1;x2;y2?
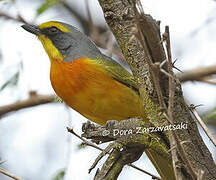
38;21;70;32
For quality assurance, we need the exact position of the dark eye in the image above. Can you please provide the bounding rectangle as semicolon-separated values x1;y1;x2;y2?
48;27;58;34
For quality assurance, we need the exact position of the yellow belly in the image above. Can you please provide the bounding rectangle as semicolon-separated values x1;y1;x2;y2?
50;58;141;125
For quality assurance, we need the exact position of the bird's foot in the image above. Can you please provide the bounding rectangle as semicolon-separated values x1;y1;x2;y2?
82;120;96;133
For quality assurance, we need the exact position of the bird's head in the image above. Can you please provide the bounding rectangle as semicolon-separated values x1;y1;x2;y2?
22;21;101;62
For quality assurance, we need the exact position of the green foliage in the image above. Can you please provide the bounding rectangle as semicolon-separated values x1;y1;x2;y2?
36;0;61;16
77;142;87;150
204;107;216;125
0;71;19;91
52;169;65;180
54;96;63;103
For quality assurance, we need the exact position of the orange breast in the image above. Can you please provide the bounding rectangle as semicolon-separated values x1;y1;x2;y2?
50;57;141;125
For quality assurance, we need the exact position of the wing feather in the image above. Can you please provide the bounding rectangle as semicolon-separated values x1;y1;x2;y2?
95;55;139;94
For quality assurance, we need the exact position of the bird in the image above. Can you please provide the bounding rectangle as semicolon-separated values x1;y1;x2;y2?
21;21;144;125
21;21;175;180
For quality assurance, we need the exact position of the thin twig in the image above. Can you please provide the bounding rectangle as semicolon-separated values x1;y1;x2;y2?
172;59;182;73
164;26;198;180
89;142;115;173
135;2;199;178
189;106;216;147
67;127;104;152
164;25;179;180
163;113;198;180
0;168;24;180
67;127;161;179
128;163;161;180
98;0;216;179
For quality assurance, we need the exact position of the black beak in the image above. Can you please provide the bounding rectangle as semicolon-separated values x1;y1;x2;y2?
21;24;41;35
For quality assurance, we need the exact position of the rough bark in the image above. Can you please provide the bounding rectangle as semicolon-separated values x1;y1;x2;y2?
96;0;216;179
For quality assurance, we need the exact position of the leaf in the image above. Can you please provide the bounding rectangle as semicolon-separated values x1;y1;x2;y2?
52;169;65;180
0;71;19;91
36;0;60;16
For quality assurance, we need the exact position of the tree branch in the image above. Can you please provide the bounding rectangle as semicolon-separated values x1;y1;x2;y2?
67;125;161;180
178;65;216;83
0;93;56;118
81;117;173;179
97;0;216;179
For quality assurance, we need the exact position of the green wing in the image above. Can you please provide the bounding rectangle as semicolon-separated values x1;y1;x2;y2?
95;55;139;93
